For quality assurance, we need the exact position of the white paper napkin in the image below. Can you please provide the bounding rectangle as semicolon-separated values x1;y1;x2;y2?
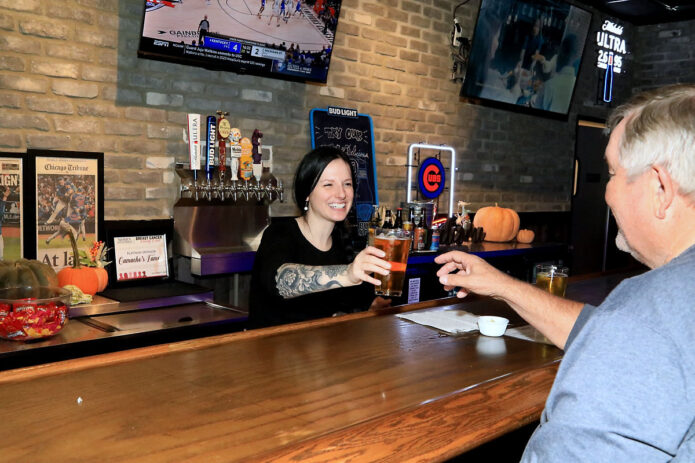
397;309;555;345
504;325;554;345
396;309;480;335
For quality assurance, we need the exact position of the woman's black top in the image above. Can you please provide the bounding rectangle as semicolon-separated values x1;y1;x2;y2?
249;219;372;328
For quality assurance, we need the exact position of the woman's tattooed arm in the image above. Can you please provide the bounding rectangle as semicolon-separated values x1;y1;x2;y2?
276;263;350;298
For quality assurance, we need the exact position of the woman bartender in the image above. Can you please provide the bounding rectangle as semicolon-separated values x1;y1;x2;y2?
249;147;391;328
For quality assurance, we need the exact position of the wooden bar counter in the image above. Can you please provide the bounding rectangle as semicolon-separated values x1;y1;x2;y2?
0;295;562;463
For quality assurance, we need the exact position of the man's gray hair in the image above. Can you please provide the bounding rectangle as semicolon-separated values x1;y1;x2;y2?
607;84;695;200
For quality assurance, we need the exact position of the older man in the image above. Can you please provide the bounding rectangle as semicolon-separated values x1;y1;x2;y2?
436;84;695;460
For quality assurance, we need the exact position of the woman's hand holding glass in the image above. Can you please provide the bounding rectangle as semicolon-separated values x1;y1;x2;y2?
347;245;391;286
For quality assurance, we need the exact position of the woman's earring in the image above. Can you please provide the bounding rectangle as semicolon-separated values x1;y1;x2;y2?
304;199;309;211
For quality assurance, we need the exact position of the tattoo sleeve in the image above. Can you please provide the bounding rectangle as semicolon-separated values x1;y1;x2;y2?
276;263;349;299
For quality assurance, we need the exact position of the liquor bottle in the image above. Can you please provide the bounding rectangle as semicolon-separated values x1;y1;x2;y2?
383;209;393;229
414;213;426;251
394;208;403;230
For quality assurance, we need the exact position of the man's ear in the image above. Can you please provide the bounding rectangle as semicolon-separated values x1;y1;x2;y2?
652;165;675;219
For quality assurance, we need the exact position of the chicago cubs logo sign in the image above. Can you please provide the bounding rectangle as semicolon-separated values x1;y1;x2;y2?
418;157;445;199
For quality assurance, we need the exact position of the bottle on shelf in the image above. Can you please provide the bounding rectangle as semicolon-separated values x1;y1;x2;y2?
403;207;414;232
383;209;393;229
394;208;403;230
414;213;426;251
368;204;381;245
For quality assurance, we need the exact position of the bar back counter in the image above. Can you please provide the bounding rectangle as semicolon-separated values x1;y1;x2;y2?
0;272;633;462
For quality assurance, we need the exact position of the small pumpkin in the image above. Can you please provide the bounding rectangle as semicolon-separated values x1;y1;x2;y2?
94;266;108;292
472;203;520;242
516;229;535;244
0;259;59;289
77;241;110;293
57;227;101;295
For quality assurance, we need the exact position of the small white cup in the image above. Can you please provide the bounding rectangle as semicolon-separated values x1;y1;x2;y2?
477;316;509;337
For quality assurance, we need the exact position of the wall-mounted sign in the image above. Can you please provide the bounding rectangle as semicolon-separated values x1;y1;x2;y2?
596;19;626;74
418;157;445;199
310;107;377;239
596;19;627;103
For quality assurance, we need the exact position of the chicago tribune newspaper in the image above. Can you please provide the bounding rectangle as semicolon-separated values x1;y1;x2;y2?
36;156;98;272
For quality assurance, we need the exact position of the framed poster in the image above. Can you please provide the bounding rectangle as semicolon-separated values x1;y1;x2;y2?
0;153;26;261
26;150;104;272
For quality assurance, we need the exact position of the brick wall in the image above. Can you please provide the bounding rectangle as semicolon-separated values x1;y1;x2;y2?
0;0;641;220
632;19;695;92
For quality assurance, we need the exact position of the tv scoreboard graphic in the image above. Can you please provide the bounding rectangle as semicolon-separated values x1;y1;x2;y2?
203;36;286;61
140;35;324;79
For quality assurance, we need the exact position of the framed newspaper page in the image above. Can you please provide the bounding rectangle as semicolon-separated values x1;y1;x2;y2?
26;150;104;272
0;152;26;261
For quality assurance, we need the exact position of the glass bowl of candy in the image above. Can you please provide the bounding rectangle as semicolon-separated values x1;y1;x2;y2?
0;287;71;341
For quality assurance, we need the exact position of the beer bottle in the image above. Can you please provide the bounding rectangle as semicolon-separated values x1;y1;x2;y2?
383;209;393;229
403;207;414;229
414;213;426;250
368;205;381;245
394;208;403;230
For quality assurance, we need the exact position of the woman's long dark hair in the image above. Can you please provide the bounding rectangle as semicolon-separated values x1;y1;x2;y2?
294;146;358;258
294;146;356;216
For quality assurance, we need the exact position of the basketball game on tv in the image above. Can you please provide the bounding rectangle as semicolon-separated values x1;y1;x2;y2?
138;0;341;83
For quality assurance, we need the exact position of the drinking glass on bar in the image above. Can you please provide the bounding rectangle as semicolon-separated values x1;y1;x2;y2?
535;264;569;297
372;228;412;297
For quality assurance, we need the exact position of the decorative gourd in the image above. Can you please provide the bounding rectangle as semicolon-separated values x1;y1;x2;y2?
472;203;520;242
57;228;100;295
516;229;535;244
0;259;59;288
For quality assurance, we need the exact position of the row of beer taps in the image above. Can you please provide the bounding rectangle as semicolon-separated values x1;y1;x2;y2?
177;166;284;203
181;177;284;202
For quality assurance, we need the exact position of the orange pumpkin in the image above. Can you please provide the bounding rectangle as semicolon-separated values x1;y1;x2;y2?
472;203;520;242
58;267;100;295
516;229;535;244
94;266;108;292
57;228;101;295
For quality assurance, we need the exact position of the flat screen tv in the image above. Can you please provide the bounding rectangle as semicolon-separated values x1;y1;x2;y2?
460;0;592;118
138;0;341;83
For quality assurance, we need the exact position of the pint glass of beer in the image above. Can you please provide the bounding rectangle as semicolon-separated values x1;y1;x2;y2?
373;228;412;297
535;264;568;297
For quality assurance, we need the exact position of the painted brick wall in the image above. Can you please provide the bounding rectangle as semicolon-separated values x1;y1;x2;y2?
1;0;636;220
632;19;695;92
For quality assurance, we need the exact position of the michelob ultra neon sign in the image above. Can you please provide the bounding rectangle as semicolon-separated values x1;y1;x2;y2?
596;19;626;74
